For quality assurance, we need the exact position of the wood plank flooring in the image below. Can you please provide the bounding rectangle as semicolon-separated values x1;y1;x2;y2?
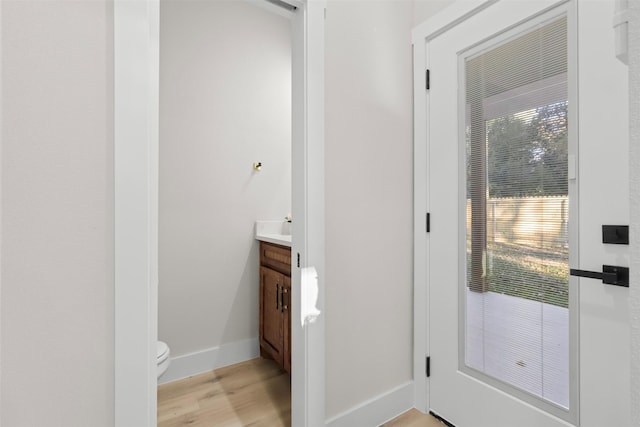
158;358;290;427
380;409;446;427
158;357;445;427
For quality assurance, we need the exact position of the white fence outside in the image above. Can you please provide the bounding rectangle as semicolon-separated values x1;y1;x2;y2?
467;196;569;250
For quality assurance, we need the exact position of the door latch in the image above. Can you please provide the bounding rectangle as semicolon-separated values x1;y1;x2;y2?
570;265;629;287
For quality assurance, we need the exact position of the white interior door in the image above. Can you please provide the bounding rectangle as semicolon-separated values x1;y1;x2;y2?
423;1;629;426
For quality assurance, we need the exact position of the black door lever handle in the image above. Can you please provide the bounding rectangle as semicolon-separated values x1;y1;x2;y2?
570;265;629;287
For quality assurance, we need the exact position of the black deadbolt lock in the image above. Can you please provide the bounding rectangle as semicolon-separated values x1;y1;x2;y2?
602;225;629;245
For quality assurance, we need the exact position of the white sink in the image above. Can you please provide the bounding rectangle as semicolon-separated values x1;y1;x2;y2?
255;220;292;247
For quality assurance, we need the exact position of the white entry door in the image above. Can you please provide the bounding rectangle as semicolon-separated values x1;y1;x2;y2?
417;1;630;426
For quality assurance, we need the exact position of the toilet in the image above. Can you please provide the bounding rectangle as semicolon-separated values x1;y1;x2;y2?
157;341;170;379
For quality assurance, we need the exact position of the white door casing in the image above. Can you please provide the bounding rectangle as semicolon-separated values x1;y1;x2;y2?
413;1;630;426
291;1;327;426
114;2;159;424
113;1;326;426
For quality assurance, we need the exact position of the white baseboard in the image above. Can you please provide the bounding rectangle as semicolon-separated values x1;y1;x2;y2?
325;381;414;427
158;338;260;385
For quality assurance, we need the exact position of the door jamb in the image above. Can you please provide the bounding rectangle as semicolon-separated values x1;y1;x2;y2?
113;1;326;425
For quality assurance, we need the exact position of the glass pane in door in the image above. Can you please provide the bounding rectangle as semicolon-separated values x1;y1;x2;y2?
464;16;569;409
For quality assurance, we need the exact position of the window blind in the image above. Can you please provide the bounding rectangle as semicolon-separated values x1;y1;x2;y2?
464;16;569;409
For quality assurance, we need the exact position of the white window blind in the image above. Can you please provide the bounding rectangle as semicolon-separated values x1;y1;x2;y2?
464;17;569;409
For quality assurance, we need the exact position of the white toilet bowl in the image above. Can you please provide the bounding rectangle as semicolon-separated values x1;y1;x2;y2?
157;341;170;379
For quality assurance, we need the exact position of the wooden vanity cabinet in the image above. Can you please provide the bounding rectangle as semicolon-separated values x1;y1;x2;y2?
259;241;291;373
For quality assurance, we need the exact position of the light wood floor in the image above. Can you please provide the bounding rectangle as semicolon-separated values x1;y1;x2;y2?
380;409;445;427
158;358;445;427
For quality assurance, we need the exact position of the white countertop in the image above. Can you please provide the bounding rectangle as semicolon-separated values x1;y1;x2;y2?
255;220;292;247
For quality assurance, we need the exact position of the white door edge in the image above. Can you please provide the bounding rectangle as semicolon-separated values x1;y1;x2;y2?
628;1;640;425
412;2;497;411
0;0;4;424
413;1;495;413
113;1;326;425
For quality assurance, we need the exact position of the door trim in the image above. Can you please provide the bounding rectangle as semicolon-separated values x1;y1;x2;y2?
113;1;326;425
114;3;159;424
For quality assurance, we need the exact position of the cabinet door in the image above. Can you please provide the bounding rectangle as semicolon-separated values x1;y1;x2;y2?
283;275;291;374
260;266;284;365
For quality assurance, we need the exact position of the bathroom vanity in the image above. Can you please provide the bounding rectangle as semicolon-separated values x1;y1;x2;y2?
258;240;292;374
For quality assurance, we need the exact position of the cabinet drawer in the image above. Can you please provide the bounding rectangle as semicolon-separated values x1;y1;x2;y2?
260;242;291;276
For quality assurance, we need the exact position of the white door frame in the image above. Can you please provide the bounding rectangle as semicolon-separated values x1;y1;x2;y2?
113;1;326;426
413;0;640;418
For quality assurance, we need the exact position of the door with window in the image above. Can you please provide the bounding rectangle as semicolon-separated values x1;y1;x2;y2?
418;1;630;426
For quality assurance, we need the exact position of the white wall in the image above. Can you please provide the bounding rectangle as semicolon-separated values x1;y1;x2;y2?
1;1;114;426
159;1;291;360
413;0;455;26
325;0;415;419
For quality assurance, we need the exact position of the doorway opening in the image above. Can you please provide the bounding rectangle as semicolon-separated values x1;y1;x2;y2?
156;1;293;424
114;1;326;425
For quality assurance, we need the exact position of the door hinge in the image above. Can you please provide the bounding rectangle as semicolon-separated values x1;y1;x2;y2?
297;252;300;268
426;69;430;90
426;212;430;233
426;356;431;377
